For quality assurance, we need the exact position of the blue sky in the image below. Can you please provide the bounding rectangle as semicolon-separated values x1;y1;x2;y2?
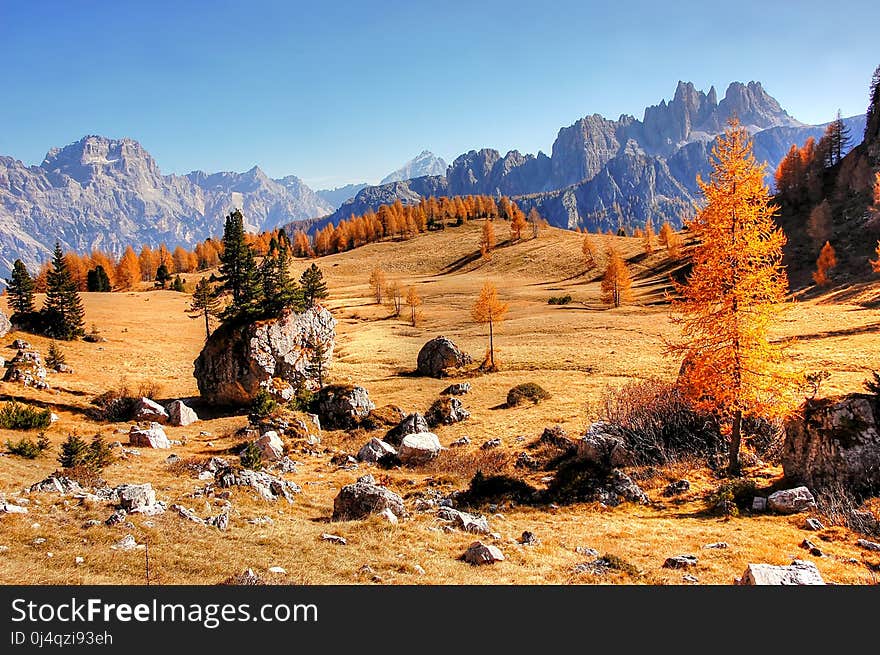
1;0;877;187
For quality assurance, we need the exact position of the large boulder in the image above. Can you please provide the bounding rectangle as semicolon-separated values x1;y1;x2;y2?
398;432;442;466
315;385;375;430
332;474;405;521
782;394;880;494
426;397;470;427
417;336;472;378
578;422;630;468
129;423;170;449
357;438;397;464
767;487;817;514
0;311;11;338
739;560;825;585
462;541;504;565
385;413;430;446
167;400;199;426
214;467;300;503
255;431;284;461
194;306;336;406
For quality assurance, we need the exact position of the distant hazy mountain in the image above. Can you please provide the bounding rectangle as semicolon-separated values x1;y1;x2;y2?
322;81;863;232
380;151;447;185
316;183;368;210
0;135;331;277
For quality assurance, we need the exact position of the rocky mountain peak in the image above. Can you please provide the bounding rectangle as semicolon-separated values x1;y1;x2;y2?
380;151;448;185
40;135;159;185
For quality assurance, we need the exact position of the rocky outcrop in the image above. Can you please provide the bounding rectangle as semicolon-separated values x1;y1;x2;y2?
214;466;300;502
3;348;48;389
134;397;168;424
315;384;374;430
194;306;336;406
0;312;11;338
578;422;630;468
254;431;284;461
332;474;405;521
426;397;470;426
357;438;397;464
417;336;472;378
767;487;817;515
782;394;880;494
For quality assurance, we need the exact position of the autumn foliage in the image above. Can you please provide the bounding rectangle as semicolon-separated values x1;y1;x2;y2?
812;241;837;286
669;119;795;474
600;246;633;308
471;281;509;371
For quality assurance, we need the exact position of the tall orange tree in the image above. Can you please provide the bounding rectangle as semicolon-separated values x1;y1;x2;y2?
669;119;794;475
813;241;837;286
480;219;496;258
600;246;633;307
472;281;509;371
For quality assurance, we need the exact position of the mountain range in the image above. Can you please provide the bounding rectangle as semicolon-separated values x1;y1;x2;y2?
0;81;866;278
323;81;864;232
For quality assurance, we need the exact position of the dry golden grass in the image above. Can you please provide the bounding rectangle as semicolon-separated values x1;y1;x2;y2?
1;222;879;585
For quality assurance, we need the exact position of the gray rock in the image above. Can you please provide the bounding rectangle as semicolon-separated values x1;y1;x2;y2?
385;413;430;446
194;306;336;405
663;555;698;569
425;397;470;427
215;467;300;503
462;541;504;565
28;475;84;495
0;503;28;514
171;504;205;525
519;531;539;545
437;507;491;535
332;477;405;521
315;384;374;430
662;479;691;496
783;394;880;493
378;508;398;524
116;484;157;512
440;382;471;396
481;438;502;450
321;533;347;545
3;349;48;389
739;560;825;585
129;423;170;449
767;487;816;514
856;539;880;552
357;438;397;464
417;336;473;378
134;397;169;424
167;400;199;426
11;339;31;350
398;432;442;466
207;512;230;531
800;539;823;556
578;422;630;467
449;436;471;447
804;518;825;531
752;497;768;512
255;431;284;461
105;509;127;526
702;542;729;549
111;535;142;551
0;312;11;338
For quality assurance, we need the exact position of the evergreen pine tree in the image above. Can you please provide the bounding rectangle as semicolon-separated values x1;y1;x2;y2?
304;331;330;388
58;434;89;468
86;265;111;292
218;210;263;321
260;244;301;317
171;275;185;292
299;263;328;309
188;277;221;339
154;264;171;289
5;259;36;320
46;341;66;370
42;243;85;340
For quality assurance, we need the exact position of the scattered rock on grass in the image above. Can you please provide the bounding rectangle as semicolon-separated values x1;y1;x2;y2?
767;487;816;515
426;397;470;427
167;400;199;426
804;518;825;531
357;438;397;464
129;423;170;449
398;432;442;466
134;397;169;424
462;541;504;565
662;479;690;497
440;382;471;396
385;413;430;446
417;336;472;378
739;560;825;585
663;555;698;569
438;507;490;535
332;475;405;521
856;539;880;552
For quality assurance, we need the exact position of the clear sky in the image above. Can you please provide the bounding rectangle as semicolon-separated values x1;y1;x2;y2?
1;0;877;188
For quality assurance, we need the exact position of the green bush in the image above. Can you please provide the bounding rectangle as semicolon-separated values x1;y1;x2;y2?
506;382;551;407
250;389;278;420
705;479;758;517
0;401;53;430
547;294;572;305
5;432;50;459
57;433;114;471
239;441;263;470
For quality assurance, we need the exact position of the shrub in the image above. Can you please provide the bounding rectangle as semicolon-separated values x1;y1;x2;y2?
250;389;278;421
46;341;66;370
58;434;90;469
705;479;757;517
5;432;50;459
547;294;572;305
0;401;53;430
239;441;263;470
507;383;551;407
58;433;114;472
457;470;538;507
290;381;315;413
592;378;724;465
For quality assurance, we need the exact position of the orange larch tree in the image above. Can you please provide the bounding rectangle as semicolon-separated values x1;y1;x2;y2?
668;119;795;475
405;286;422;327
600;245;633;307
582;232;599;270
116;246;141;290
368;265;386;304
659;221;674;247
480;219;496;258
642;216;655;254
471;281;509;372
510;207;528;242
812;241;837;286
